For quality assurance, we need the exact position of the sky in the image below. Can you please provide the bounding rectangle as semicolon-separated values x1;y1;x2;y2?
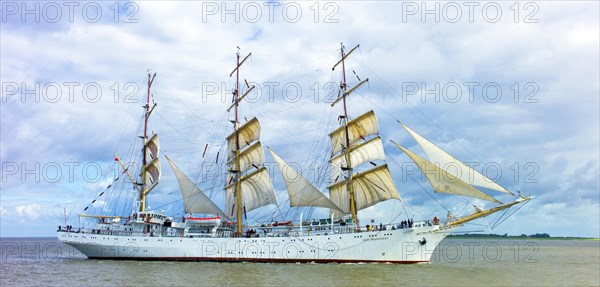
1;1;598;238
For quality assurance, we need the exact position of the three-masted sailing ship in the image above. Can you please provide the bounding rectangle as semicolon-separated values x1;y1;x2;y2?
58;44;532;263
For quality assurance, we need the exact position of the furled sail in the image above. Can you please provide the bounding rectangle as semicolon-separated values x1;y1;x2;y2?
394;142;501;204
144;157;161;185
145;134;159;160
268;148;344;213
328;164;401;212
226;117;260;160
225;167;277;214
329;110;379;156
165;156;229;219
141;133;161;185
227;141;265;174
329;136;386;181
400;123;512;195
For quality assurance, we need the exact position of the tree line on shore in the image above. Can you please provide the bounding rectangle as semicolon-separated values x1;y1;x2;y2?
448;233;551;238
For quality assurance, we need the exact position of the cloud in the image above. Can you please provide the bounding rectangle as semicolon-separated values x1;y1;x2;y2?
91;200;106;208
15;203;41;220
1;1;598;237
0;201;67;236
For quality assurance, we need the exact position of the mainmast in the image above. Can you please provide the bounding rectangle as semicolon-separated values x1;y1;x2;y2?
229;50;254;236
331;43;369;227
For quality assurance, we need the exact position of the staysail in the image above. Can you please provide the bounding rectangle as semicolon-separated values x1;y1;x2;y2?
393;141;502;204
268;148;344;213
400;123;513;195
165;156;229;218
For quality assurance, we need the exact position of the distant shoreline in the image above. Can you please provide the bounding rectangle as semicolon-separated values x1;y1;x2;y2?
447;234;600;240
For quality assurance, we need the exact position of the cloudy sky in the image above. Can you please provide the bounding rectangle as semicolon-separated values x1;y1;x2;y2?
1;1;598;238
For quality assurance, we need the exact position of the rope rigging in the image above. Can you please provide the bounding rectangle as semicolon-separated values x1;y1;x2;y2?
67;49;528;233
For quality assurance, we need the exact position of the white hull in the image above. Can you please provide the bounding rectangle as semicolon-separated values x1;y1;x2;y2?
58;225;450;263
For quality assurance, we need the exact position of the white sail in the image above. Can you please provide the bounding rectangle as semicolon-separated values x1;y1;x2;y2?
268;148;344;212
401;123;512;195
395;143;501;204
227;141;265;174
145;134;159;160
329;110;379;156
226;117;261;160
165;156;229;218
144;157;161;185
329;136;386;181
141;134;161;185
328;164;401;212
225;167;277;214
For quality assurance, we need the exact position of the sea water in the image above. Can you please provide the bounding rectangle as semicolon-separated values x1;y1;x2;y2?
1;237;598;286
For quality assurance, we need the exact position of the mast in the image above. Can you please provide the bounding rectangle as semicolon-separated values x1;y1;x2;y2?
235;51;243;236
340;43;358;226
331;43;368;227
229;50;253;236
140;72;156;212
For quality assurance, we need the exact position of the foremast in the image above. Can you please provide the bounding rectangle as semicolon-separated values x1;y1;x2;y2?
331;43;369;227
268;44;398;223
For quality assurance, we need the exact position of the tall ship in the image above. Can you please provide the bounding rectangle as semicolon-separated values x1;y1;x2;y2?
58;44;532;263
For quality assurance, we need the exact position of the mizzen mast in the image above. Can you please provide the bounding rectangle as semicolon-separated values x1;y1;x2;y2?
331;43;369;227
112;72;160;213
139;72;160;212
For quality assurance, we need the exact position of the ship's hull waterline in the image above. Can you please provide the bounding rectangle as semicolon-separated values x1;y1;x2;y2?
58;226;449;264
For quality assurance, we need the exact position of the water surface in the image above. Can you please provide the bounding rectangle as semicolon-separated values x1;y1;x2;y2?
1;238;598;286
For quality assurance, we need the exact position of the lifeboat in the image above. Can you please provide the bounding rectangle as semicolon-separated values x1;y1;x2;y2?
186;216;221;226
